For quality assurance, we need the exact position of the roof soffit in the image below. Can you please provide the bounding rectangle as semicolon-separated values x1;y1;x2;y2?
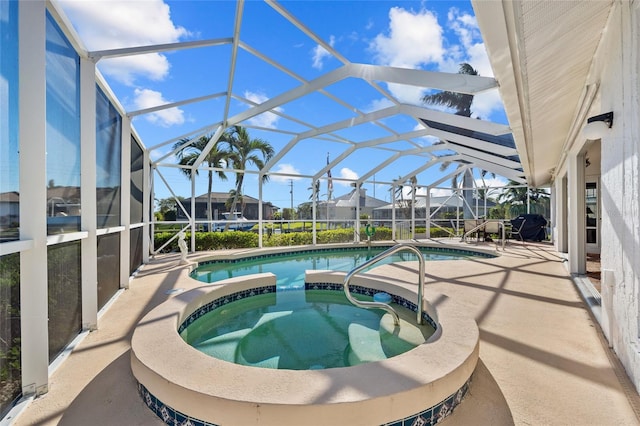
473;0;614;187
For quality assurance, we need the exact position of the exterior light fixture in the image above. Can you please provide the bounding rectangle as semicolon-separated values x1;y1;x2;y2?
582;111;614;140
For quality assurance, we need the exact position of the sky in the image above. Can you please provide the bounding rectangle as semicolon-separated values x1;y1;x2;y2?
58;0;512;212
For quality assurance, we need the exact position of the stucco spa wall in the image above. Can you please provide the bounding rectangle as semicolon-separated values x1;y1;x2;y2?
598;2;640;392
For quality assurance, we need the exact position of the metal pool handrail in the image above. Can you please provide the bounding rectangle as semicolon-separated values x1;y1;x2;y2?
343;243;425;327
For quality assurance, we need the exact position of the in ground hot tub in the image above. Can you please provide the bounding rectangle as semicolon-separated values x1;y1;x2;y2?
131;271;479;426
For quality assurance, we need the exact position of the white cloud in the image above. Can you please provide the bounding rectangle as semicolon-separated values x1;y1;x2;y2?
447;8;493;78
370;7;444;69
244;91;283;129
471;90;503;120
149;148;168;162
133;88;185;127
430;187;453;197
447;9;478;48
466;43;493;78
385;83;424;105
411;124;441;144
337;168;359;186
99;55;171;86
475;176;508;189
270;164;303;183
311;35;335;70
363;97;395;113
368;7;448;104
59;0;189;85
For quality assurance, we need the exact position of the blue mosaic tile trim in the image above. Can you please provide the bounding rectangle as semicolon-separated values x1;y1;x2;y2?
138;382;219;426
137;377;470;426
195;245;494;267
306;283;438;330
177;285;276;333
179;285;437;334
382;378;471;426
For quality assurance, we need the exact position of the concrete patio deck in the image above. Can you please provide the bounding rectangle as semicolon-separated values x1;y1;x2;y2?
11;241;640;425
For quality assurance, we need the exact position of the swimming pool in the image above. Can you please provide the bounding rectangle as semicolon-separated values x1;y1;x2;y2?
191;245;490;288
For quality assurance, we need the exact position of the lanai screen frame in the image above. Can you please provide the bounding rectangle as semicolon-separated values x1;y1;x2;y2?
101;0;528;251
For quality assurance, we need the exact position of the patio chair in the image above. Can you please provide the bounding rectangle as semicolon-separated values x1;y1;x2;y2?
483;220;501;242
509;217;527;245
463;219;482;242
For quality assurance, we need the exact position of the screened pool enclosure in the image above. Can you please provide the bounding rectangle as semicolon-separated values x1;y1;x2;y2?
0;1;548;419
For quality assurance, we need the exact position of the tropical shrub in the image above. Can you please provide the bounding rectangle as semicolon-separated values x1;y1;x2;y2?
154;225;455;252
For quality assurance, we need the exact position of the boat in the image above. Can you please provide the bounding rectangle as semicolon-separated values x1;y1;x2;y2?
212;212;256;231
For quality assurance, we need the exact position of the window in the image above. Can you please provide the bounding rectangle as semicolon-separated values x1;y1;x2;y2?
0;253;21;418
96;86;121;228
0;1;19;242
47;242;82;362
129;226;143;275
46;12;81;235
97;233;120;309
130;136;144;224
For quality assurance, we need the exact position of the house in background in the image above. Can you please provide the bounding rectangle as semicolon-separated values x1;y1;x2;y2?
0;191;19;225
316;188;387;222
175;192;278;222
373;194;497;222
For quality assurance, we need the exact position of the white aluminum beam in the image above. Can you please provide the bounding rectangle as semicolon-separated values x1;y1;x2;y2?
223;0;244;122
192;126;225;170
88;38;232;62
426;127;517;157
127;92;227;118
149;122;222;155
428;164;469;190
403;104;511;136
226;64;352;128
454;154;526;183
350;63;498;94
357;148;435;184
267;0;350;65
397;159;440;184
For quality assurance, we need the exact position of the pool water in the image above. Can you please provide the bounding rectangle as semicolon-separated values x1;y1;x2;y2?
192;247;475;289
180;290;435;370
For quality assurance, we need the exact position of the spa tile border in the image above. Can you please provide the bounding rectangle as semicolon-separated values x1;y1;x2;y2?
137;377;471;426
178;284;437;334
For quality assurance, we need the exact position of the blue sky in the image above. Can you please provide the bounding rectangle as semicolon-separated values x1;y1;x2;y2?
58;0;510;211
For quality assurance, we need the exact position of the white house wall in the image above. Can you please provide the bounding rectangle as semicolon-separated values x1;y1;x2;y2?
598;1;640;392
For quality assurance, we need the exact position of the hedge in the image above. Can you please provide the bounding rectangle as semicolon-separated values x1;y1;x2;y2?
153;226;454;252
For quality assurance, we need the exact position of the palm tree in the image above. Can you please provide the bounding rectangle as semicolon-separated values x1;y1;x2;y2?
392;177;406;208
422;63;477;117
224;126;275;225
308;180;320;201
173;133;229;225
224;189;243;212
497;179;550;217
497;180;530;204
423;63;479;218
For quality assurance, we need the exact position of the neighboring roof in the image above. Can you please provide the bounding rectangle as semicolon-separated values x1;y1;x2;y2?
330;189;387;209
472;1;614;186
193;192;275;206
0;191;19;203
374;194;495;210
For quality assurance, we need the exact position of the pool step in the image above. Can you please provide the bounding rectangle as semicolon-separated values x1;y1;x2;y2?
197;328;252;360
347;314;425;366
195;311;290;359
347;323;386;365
